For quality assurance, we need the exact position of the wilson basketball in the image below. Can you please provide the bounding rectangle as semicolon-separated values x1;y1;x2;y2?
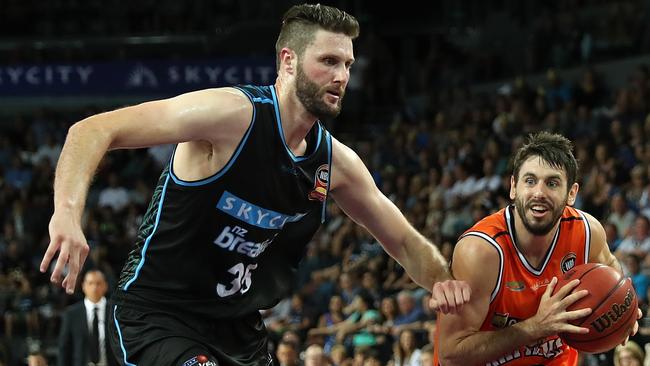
553;263;638;353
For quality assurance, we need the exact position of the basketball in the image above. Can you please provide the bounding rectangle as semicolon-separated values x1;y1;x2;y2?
553;263;638;353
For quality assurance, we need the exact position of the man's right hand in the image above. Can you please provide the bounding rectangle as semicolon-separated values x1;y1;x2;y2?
523;277;592;339
40;211;90;294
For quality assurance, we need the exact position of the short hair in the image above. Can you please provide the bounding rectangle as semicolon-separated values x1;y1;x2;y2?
512;132;578;189
275;3;359;70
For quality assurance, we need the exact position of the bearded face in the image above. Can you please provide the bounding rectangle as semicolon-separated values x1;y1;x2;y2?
295;59;345;120
510;156;577;236
514;191;567;236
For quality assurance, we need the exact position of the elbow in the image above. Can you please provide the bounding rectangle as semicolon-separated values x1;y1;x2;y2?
439;356;464;366
438;347;465;366
68;115;114;148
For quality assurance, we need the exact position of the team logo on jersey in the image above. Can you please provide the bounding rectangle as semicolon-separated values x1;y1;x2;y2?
505;281;525;291
182;354;217;366
491;312;520;328
308;164;329;202
561;252;577;273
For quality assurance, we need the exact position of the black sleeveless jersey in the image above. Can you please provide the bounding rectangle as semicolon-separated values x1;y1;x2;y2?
115;85;332;320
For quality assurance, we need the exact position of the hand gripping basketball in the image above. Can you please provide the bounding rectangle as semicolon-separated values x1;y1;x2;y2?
552;263;640;353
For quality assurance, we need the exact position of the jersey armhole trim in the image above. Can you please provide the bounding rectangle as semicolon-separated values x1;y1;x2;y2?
577;209;591;263
169;86;257;186
460;231;504;303
321;130;332;223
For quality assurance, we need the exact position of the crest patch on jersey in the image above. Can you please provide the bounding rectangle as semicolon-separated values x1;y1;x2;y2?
561;252;577;273
491;312;520;328
308;164;329;202
182;354;217;366
505;280;525;291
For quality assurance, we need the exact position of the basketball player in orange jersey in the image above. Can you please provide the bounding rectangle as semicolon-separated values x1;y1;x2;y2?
434;132;642;366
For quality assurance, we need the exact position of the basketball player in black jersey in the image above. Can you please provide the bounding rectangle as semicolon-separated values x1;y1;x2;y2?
40;4;471;365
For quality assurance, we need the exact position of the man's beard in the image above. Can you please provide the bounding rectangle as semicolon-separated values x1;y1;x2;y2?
295;63;344;120
514;195;565;236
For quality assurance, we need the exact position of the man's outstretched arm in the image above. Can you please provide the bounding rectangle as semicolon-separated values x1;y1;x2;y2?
41;88;252;293
329;137;470;313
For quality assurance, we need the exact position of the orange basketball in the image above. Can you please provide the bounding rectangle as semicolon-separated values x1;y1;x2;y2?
552;263;638;353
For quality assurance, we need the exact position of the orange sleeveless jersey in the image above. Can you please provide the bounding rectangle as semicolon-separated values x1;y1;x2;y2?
434;205;591;366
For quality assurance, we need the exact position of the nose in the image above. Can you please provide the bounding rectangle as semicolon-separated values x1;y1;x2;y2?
333;63;349;85
531;182;547;200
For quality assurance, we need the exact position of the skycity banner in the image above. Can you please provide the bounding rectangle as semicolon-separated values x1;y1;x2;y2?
0;58;276;97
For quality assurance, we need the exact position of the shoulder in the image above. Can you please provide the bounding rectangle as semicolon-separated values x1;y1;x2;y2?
331;137;360;168
330;137;370;191
454;234;502;265
577;209;606;240
452;234;502;297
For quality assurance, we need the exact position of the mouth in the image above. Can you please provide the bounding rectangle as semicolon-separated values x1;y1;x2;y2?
528;203;550;218
325;89;342;101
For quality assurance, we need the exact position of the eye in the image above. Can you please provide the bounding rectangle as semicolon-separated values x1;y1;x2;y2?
524;177;535;185
547;180;559;188
323;57;337;66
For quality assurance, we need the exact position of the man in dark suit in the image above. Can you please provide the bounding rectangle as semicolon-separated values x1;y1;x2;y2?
58;270;117;366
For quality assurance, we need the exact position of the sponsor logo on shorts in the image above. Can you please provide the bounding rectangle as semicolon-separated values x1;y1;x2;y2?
182;354;217;366
561;252;577;273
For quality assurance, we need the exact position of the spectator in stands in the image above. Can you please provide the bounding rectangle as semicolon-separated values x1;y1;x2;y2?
623;253;650;306
304;344;328;366
604;221;624;252
27;350;48;366
276;340;300;366
392;291;425;336
613;340;644;366
608;193;637;238
615;215;650;263
391;329;421;366
97;173;130;213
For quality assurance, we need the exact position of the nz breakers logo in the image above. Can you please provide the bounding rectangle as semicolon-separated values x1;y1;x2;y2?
308;164;329;202
183;354;217;366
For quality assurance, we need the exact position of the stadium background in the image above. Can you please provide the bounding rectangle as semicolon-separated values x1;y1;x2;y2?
2;0;650;365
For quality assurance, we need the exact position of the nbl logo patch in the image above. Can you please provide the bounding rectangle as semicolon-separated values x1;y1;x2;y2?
561;253;577;273
308;164;329;202
182;354;217;366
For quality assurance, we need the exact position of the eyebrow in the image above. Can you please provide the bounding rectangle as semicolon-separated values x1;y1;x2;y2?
521;172;563;180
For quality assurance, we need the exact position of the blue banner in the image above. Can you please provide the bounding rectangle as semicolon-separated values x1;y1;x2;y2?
0;59;276;97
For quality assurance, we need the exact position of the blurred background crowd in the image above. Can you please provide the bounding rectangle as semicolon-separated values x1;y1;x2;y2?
3;0;650;365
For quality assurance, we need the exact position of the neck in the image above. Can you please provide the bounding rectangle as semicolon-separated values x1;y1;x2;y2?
275;80;318;153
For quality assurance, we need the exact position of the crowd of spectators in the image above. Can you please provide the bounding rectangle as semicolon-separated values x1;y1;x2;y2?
2;59;650;364
3;0;650;78
3;2;650;365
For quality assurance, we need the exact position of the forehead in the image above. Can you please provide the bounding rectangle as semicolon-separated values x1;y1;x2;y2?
304;29;354;60
518;156;567;180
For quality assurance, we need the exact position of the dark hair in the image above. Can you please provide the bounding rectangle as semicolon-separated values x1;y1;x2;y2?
512;132;578;189
275;3;359;70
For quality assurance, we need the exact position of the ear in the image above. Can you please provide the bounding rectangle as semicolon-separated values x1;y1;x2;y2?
566;182;579;206
279;47;296;75
509;175;516;200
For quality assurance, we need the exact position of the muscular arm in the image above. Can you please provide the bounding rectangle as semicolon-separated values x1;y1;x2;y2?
329;139;450;290
438;236;537;365
438;236;590;366
41;88;252;292
53;87;250;219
